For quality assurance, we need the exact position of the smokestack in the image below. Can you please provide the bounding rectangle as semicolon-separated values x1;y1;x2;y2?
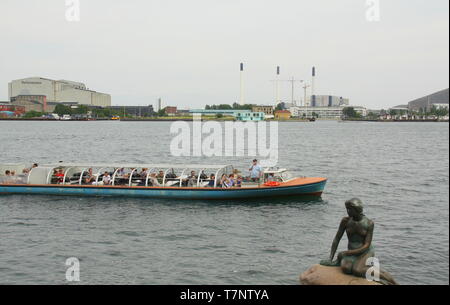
311;66;316;107
239;63;244;105
275;66;280;106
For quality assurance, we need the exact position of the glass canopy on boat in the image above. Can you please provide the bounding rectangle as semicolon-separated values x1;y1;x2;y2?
33;163;236;188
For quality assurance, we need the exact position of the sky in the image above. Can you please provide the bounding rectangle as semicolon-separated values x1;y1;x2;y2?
0;0;448;109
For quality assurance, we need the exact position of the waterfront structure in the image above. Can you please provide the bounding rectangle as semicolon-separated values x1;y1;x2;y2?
165;106;178;116
190;109;250;116
408;88;449;112
110;105;155;117
0;104;25;117
252;105;274;116
275;110;291;120
235;112;265;121
309;95;350;107
290;106;367;119
8;77;111;108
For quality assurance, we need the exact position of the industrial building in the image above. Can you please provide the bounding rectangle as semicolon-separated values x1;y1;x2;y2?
309;95;350;107
290;106;367;119
408;88;449;112
110;105;155;117
8;77;111;110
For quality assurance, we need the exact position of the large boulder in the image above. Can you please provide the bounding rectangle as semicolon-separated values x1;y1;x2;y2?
300;264;381;285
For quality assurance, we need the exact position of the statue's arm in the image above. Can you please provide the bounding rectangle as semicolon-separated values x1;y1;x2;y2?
329;217;348;261
344;221;374;257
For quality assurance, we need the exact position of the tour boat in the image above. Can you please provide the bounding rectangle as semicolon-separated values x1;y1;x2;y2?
0;163;327;200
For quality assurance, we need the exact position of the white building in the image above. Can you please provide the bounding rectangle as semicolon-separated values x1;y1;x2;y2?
308;95;350;107
290;106;367;119
8;77;111;107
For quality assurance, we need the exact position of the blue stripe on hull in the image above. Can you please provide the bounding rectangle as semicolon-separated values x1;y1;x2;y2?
0;181;326;200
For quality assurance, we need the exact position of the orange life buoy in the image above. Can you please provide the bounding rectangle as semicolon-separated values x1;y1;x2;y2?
264;181;281;187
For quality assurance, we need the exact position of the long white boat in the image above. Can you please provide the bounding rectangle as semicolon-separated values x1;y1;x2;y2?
0;163;327;200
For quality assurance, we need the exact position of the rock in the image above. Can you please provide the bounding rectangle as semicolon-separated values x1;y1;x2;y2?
300;264;381;285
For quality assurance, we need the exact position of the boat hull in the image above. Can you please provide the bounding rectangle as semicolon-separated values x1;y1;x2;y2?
0;178;327;200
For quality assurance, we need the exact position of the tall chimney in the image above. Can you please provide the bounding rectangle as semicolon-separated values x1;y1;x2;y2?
239;63;244;105
311;66;316;107
276;66;280;107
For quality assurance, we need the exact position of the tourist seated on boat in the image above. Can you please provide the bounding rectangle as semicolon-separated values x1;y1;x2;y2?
15;168;30;184
186;171;197;187
148;173;161;187
102;172;111;185
236;176;243;188
84;168;96;185
157;170;165;184
228;174;236;187
54;169;65;184
220;174;232;188
1;170;13;184
139;168;149;179
207;174;216;187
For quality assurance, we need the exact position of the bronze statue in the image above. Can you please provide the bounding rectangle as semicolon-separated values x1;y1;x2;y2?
320;198;398;285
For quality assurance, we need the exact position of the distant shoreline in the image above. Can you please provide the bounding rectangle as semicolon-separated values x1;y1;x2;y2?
0;117;448;122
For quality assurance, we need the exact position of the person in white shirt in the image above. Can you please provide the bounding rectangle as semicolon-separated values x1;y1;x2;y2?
102;172;111;185
249;159;262;182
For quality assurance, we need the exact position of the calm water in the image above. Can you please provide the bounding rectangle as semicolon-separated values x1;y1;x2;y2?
0;120;448;285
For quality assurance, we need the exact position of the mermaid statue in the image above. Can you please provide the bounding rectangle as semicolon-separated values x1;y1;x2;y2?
320;198;398;285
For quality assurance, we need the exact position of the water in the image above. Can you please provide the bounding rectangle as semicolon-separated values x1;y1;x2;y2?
0;120;448;285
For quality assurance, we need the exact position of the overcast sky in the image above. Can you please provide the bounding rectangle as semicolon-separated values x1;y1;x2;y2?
0;0;448;109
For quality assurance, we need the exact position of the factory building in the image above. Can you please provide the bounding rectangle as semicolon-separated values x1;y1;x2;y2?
408;88;449;112
109;105;155;117
309;95;349;107
8;77;111;109
290;106;367;119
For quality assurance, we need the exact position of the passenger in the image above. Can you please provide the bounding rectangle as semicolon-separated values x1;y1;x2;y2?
228;174;236;187
148;173;161;187
157;170;165;184
249;159;262;182
207;174;216;187
1;170;13;184
117;168;125;176
236;176;243;188
187;171;197;187
55;169;65;184
267;173;275;182
84;168;96;184
140;168;149;179
221;174;232;188
102;172;111;185
32;163;38;169
15;169;29;184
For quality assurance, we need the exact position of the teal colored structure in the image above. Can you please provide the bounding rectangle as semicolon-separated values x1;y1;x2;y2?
234;112;266;121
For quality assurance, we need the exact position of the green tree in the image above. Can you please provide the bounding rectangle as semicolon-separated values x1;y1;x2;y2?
23;111;45;118
54;104;72;116
342;107;359;118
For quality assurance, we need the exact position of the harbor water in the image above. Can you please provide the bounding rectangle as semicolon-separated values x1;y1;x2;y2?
0;120;448;285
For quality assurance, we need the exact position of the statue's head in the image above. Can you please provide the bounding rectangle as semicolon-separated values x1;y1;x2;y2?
345;198;364;218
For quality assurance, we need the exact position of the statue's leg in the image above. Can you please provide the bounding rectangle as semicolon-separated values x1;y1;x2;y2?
340;257;354;275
